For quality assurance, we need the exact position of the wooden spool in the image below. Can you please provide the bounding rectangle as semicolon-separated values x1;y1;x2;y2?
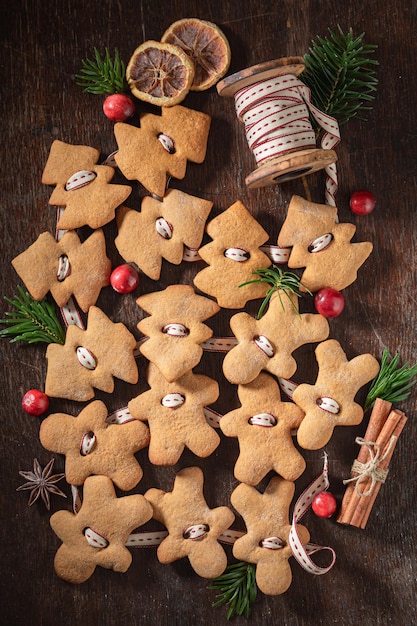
217;57;338;189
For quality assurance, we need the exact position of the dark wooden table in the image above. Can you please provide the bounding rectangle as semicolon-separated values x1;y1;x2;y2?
1;1;416;624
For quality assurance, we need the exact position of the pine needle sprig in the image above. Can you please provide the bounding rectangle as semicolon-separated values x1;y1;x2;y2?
75;47;126;95
364;348;417;411
0;286;65;345
302;26;378;126
239;265;311;319
208;561;257;620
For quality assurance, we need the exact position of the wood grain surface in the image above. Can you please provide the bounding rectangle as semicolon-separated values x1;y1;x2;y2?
1;1;416;625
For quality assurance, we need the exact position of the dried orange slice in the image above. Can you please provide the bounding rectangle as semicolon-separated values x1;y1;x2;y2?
161;18;231;91
126;40;195;107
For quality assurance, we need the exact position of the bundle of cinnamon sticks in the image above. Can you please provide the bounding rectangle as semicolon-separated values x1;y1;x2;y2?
336;398;407;529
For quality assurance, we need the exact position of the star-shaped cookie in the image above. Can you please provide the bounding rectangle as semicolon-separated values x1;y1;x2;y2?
145;467;234;578
277;195;373;292
220;373;305;484
114;105;211;198
50;475;153;583
128;363;220;465
40;400;149;490
222;290;329;384
45;305;138;401
293;339;380;449
231;477;310;595
115;188;213;280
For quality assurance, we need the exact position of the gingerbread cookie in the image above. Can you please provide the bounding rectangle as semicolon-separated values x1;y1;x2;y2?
114;105;211;199
12;229;111;313
145;466;234;578
231;477;310;595
222;290;329;384
193;200;272;308
137;284;219;382
40;400;149;490
277;195;373;292
128;363;220;465
220;373;305;484
50;475;153;583
45;305;138;401
42;139;100;185
293;339;380;450
115;189;213;280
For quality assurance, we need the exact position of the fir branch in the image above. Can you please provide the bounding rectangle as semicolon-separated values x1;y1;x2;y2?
364;348;417;411
302;26;378;126
75;47;126;95
0;286;65;345
208;561;257;620
239;265;311;319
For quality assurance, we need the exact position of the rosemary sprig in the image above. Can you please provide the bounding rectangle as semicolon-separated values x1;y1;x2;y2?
302;26;378;126
75;47;126;95
239;265;311;319
0;286;65;345
209;561;257;620
364;348;417;411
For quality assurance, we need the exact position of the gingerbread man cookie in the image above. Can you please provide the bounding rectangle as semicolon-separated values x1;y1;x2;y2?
45;306;138;401
145;467;234;578
137;284;219;382
222;290;329;384
231;477;310;595
293;339;380;450
50;475;153;583
128;363;220;465
220;373;305;484
40;400;149;490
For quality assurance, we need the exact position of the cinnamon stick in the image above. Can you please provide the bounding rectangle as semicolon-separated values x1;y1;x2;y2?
336;398;392;525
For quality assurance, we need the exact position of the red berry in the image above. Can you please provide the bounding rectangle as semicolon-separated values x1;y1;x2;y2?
314;287;345;318
22;389;49;416
349;190;376;215
110;264;140;294
102;94;136;122
312;491;337;518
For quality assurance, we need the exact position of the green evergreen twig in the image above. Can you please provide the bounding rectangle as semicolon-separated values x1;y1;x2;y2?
75;47;126;95
0;286;65;345
364;348;417;411
208;561;257;620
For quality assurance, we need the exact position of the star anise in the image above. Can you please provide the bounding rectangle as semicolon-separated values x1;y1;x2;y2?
16;458;67;510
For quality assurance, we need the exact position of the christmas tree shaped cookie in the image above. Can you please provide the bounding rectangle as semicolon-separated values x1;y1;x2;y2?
145;466;235;579
193;200;272;308
136;284;219;382
128;363;220;465
45;306;138;401
222;290;329;384
231;477;310;595
293;339;380;450
42;139;100;185
277;195;373;292
12;229;111;312
114;105;211;199
220;373;305;484
115;189;213;280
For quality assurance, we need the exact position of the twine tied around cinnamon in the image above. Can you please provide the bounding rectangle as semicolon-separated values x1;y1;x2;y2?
343;435;397;497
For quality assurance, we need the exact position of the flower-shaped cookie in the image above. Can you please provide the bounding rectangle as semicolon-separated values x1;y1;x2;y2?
145;467;234;578
137;284;219;382
277;195;373;292
45;306;138;401
40;400;149;490
222;290;329;384
220;373;305;484
114;105;211;198
193;200;272;309
293;339;380;450
128;363;220;465
231;477;309;595
42;139;100;185
51;475;153;583
115;188;213;280
12;229;111;312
